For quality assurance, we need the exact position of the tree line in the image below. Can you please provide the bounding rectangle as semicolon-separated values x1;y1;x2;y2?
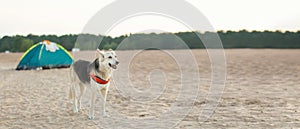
0;30;299;52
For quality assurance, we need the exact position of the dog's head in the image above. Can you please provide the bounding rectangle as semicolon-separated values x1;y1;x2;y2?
97;49;119;69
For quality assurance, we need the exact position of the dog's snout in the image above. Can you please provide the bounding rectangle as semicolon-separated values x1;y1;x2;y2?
116;61;119;65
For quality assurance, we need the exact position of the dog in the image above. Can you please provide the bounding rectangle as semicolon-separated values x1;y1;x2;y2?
69;49;119;119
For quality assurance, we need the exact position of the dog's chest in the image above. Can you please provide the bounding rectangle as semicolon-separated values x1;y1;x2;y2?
90;79;109;90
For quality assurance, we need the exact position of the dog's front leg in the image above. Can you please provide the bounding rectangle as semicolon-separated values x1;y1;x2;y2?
100;87;109;117
88;90;96;119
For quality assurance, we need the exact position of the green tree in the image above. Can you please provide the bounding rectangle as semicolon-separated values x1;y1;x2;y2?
11;37;34;52
103;42;118;50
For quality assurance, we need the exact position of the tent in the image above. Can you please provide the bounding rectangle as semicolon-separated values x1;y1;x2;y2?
16;40;73;70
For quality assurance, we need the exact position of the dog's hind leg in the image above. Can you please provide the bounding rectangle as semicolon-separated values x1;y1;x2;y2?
77;83;86;110
88;90;96;119
72;83;78;113
69;66;78;113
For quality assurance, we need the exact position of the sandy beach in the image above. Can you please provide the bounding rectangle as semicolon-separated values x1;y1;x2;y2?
0;49;300;128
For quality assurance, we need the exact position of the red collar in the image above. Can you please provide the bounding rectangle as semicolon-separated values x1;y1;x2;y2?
90;73;110;84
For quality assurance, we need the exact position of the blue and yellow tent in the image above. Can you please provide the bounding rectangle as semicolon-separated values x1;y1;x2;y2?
16;40;73;70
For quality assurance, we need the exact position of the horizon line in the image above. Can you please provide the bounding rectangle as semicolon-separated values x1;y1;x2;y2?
1;29;300;38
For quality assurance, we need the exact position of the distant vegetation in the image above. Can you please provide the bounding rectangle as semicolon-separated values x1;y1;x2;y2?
0;30;300;52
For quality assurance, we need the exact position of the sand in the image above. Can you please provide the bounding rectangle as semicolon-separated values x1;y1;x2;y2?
0;49;300;128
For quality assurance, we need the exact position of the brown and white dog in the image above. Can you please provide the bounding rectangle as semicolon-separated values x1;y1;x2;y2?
69;49;119;119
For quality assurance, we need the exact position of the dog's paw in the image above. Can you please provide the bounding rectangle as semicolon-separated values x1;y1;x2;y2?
88;115;95;120
77;101;82;110
102;113;109;118
73;107;78;113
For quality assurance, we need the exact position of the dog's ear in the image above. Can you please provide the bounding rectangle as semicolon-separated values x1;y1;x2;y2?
108;48;113;51
94;58;99;70
97;49;105;62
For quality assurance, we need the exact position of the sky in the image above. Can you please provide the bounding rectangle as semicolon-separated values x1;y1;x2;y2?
0;0;300;37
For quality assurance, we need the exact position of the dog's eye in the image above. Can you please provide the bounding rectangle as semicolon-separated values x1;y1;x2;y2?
108;56;112;59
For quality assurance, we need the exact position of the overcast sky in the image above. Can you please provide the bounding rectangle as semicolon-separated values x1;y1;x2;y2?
1;0;299;37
